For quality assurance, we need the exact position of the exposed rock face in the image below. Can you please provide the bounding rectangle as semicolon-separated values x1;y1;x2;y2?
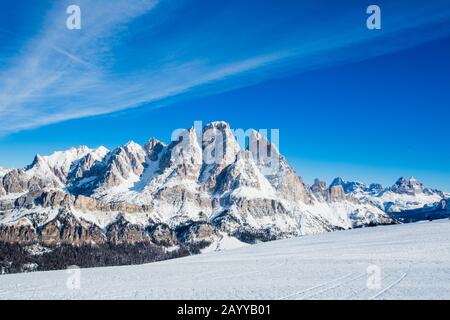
66;143;145;196
0;210;106;245
74;195;99;211
311;179;328;201
144;138;165;161
0;121;400;249
329;177;367;194
311;178;358;203
2;169;29;193
328;185;346;202
147;223;177;246
106;215;149;245
109;202;151;213
0;199;14;211
176;222;220;245
68;148;108;181
214;196;297;242
214;151;274;195
10;190;73;210
368;183;383;194
39;191;73;208
391;176;424;195
0;179;5;196
211;150;303;239
159;127;203;181
38;210;106;245
249;131;313;204
2;147;109;197
0;223;36;244
88;142;145;192
100;142;147;189
200;122;241;191
39;146;93;184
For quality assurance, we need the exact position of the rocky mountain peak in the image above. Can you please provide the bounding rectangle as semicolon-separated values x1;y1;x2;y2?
391;176;424;195
311;178;328;201
408;176;423;189
368;183;384;194
144;138;163;150
329;177;367;194
155;126;203;183
312;178;327;189
246;129;279;171
214;150;275;196
171;127;201;161
206;121;231;128
123;141;142;153
202;121;241;166
394;176;407;185
246;130;312;203
199;121;241;190
105;143;146;184
94;146;109;155
28;154;46;169
330;177;344;188
25;146;104;186
144;138;166;161
328;184;346;202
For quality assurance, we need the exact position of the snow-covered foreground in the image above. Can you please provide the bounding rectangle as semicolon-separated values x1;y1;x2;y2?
1;220;450;300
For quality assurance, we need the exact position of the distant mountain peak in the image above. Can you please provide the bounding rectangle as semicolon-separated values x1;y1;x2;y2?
123;140;142;152
328;177;367;194
395;176;407;184
391;176;424;195
330;177;345;188
144;137;164;149
368;183;384;193
204;121;231;130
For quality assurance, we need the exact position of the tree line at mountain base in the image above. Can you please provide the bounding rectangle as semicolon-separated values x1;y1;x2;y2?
0;241;191;274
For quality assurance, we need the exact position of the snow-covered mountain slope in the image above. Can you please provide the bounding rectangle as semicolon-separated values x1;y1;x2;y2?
2;220;449;300
39;146;109;184
0;122;396;250
0;146;110;197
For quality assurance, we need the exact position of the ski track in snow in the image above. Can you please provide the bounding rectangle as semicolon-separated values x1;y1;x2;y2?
277;272;355;300
302;273;367;300
1;220;450;299
369;264;411;300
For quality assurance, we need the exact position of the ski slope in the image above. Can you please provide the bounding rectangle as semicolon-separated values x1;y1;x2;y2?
1;220;450;300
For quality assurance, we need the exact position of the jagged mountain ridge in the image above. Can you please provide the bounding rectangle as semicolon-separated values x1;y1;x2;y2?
0;122;400;250
324;176;445;213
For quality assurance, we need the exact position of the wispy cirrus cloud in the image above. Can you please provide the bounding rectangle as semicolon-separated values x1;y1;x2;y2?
1;0;450;136
0;0;159;134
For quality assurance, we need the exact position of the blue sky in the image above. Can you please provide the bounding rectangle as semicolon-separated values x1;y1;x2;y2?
1;0;450;190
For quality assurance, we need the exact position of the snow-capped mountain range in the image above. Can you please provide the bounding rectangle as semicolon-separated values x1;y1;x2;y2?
0;122;447;251
324;176;446;213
